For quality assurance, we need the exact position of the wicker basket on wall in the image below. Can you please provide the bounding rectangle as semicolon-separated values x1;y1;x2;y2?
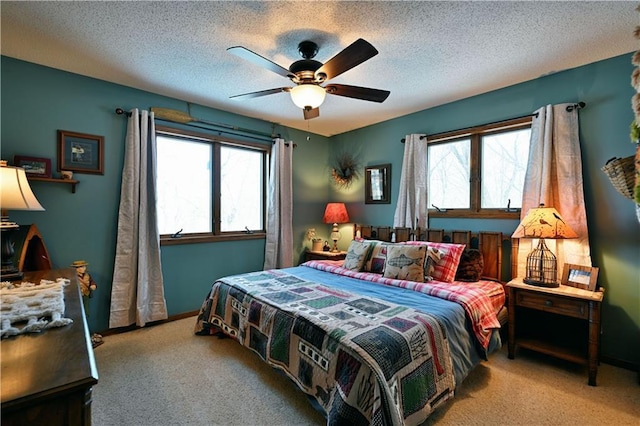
601;156;636;200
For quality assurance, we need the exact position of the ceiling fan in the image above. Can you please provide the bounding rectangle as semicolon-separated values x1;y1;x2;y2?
228;38;390;120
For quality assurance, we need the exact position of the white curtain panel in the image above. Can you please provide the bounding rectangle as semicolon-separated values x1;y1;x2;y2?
393;134;428;229
263;138;294;269
517;104;592;278
109;109;168;328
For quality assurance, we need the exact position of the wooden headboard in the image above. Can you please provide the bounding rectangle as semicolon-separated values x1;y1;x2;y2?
354;224;513;282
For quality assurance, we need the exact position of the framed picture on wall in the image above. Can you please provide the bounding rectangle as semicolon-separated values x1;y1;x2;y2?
365;164;391;204
58;130;104;175
14;155;52;178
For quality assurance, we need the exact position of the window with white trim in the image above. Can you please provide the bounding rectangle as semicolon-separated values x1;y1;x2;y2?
427;117;532;218
156;127;267;243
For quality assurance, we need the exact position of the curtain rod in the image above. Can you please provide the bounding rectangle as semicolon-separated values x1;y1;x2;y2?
114;108;278;143
400;102;586;143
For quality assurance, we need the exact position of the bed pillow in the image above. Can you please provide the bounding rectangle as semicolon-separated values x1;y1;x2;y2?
342;240;375;271
383;244;427;282
363;241;393;273
424;247;443;281
454;248;484;282
403;241;466;282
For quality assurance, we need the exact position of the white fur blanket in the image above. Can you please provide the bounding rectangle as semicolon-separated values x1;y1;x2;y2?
0;278;73;338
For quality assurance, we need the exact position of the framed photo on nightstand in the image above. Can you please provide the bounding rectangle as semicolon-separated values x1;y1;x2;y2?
561;263;599;291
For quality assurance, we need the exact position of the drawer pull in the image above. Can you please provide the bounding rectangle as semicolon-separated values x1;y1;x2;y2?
544;300;553;307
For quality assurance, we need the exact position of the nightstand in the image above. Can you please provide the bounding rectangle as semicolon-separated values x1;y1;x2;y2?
507;278;604;386
304;250;347;262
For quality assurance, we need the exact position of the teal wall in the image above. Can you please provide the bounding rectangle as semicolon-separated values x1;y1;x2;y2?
329;53;639;367
2;53;638;367
1;56;331;333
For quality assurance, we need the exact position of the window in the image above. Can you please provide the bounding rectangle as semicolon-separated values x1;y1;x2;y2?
427;117;532;218
156;126;268;244
219;145;264;232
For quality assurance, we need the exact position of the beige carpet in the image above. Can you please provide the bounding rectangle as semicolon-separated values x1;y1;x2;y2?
92;316;639;426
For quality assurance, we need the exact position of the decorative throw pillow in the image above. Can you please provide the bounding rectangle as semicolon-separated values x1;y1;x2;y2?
455;249;484;282
424;247;443;281
363;241;393;273
342;240;375;271
383;244;427;282
403;241;466;282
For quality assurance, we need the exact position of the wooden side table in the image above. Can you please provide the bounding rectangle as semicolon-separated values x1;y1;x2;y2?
507;278;604;386
304;250;347;262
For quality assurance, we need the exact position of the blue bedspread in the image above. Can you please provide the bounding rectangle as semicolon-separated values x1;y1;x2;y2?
286;265;501;384
195;265;501;425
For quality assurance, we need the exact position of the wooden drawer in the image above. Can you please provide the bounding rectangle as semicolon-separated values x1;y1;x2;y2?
515;290;588;319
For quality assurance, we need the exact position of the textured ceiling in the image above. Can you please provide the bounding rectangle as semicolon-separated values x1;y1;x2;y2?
1;1;636;137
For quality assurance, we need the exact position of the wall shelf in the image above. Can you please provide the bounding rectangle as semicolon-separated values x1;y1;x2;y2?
28;176;78;193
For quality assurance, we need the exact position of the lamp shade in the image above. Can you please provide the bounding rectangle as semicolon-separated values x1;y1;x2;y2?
1;165;45;211
511;205;577;239
290;84;326;110
323;203;349;224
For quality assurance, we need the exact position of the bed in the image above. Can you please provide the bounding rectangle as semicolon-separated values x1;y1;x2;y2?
195;226;511;425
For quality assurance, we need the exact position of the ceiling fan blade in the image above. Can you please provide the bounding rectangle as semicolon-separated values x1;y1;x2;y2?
228;46;293;78
303;107;320;120
325;84;390;103
315;39;379;81
230;87;290;100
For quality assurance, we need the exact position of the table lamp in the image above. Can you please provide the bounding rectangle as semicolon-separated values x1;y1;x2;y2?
323;203;349;252
1;162;45;280
511;204;577;287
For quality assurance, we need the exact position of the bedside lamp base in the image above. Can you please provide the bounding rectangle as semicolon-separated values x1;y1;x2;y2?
523;278;560;288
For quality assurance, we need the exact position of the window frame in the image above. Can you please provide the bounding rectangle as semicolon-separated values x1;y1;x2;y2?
156;125;269;246
427;116;532;219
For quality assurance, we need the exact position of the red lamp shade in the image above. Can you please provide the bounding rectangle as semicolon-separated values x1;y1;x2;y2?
323;203;349;224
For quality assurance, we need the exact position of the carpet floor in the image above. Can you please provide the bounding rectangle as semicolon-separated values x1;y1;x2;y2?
92;316;639;425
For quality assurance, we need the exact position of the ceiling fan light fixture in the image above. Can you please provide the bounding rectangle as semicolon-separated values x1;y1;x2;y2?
290;84;326;110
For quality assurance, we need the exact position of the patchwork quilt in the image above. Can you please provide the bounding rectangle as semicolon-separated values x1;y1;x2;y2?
195;269;456;425
304;260;504;355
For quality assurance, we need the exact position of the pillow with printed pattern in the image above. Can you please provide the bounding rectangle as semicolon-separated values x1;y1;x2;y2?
342;240;376;271
383;244;427;282
362;240;394;274
402;241;466;282
424;247;443;281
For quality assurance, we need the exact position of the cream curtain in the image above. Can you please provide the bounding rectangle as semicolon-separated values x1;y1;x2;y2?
394;134;429;229
109;109;168;328
263;138;294;269
517;104;592;278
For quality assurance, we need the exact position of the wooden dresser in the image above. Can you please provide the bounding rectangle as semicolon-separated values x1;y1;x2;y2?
1;268;99;425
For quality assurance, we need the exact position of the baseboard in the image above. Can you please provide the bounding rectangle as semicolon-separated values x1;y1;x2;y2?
98;310;199;336
600;355;640;373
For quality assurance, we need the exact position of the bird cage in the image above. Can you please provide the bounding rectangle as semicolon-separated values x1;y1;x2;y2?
523;239;559;287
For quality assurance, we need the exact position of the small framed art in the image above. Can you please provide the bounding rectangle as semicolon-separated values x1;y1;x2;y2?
14;155;52;178
58;130;104;175
561;263;599;291
365;164;391;204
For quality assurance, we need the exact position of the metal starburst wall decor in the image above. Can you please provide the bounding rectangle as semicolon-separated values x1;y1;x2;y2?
331;152;361;188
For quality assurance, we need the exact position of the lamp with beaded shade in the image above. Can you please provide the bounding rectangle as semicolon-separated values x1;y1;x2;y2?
323;203;349;252
512;204;578;287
